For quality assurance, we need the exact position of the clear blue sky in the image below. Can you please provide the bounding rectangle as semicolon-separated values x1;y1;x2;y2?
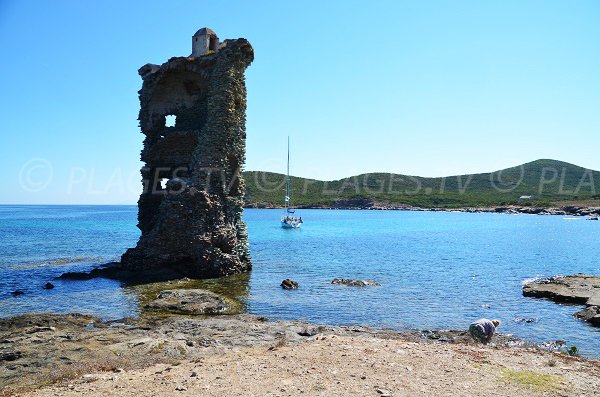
1;0;599;204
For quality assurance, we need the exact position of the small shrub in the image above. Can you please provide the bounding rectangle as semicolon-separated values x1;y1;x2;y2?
566;345;580;357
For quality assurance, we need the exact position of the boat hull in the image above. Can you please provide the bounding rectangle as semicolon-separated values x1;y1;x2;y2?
281;219;302;229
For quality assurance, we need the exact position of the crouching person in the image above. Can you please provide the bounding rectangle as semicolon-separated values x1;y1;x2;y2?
469;318;501;344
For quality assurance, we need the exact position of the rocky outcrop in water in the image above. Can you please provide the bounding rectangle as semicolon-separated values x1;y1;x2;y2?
523;274;600;327
575;306;600;326
280;279;299;290
121;28;253;278
522;274;600;304
332;278;381;287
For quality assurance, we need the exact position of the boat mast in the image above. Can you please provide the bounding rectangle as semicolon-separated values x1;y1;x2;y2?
285;136;290;212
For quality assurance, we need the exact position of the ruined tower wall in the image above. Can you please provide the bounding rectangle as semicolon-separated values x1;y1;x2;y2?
121;34;253;278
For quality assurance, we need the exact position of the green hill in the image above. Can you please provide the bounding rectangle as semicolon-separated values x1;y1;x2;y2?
243;159;600;208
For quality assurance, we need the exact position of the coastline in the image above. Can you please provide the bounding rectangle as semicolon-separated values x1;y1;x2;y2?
2;312;598;396
3;207;600;396
245;202;600;217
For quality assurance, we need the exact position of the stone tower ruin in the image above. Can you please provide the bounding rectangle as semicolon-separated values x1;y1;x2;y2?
192;28;220;57
121;28;253;278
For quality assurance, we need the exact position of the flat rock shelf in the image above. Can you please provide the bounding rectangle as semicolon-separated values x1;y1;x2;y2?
523;274;600;327
144;289;232;315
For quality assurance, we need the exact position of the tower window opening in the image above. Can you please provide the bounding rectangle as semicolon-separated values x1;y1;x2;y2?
165;115;176;128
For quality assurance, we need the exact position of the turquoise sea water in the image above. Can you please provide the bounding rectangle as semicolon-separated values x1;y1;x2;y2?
1;205;599;356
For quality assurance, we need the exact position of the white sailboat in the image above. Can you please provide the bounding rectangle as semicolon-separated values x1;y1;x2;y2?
281;137;303;229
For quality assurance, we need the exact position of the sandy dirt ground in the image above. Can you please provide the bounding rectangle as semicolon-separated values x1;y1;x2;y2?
24;334;600;397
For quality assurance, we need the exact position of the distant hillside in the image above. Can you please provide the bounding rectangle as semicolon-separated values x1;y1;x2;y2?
243;159;600;208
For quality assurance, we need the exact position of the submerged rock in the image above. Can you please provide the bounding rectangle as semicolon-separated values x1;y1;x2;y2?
145;289;231;315
281;279;299;290
523;274;600;327
331;278;381;287
10;290;24;297
43;282;55;290
513;317;538;324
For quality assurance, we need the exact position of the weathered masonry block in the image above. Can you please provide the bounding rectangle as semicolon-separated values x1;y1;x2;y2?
121;28;253;278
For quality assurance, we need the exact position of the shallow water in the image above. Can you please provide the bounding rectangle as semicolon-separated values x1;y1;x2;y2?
0;205;599;356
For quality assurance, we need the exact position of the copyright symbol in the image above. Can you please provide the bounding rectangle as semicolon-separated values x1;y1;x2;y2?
19;158;53;192
491;164;524;193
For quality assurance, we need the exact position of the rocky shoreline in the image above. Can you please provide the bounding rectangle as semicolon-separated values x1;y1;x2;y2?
246;201;600;217
3;280;600;395
4;270;600;395
523;274;600;327
2;310;599;396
